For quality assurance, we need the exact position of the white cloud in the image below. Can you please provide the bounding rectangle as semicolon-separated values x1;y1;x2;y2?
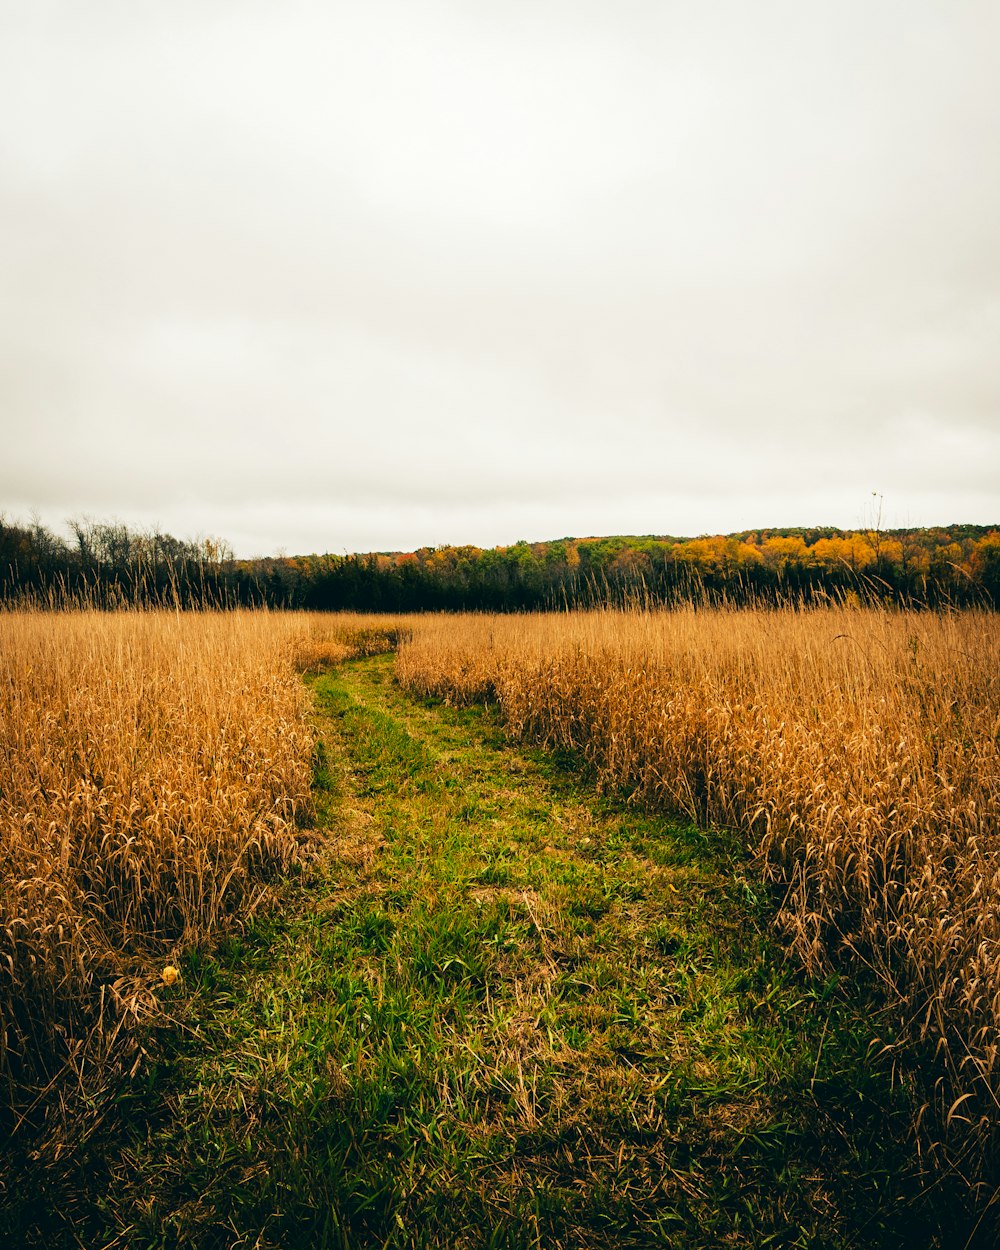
1;0;998;555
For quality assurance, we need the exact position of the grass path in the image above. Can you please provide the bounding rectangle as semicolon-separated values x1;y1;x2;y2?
7;655;950;1248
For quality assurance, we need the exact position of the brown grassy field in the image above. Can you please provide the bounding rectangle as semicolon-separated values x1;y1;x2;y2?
396;606;1000;1178
4;604;998;1200
0;609;318;1133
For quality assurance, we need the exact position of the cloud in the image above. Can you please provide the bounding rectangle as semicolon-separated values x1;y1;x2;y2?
1;0;998;555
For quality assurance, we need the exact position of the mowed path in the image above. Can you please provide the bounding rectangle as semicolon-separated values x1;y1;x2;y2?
44;655;939;1249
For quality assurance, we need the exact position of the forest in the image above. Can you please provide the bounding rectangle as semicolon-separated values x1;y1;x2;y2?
3;515;999;610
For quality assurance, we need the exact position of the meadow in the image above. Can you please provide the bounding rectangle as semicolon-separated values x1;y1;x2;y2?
2;605;998;1244
0;611;315;1134
397;607;1000;1179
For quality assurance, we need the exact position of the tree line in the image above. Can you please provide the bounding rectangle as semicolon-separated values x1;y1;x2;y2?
2;516;999;610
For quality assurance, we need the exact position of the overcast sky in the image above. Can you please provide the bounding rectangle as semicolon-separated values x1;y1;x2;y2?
2;1;999;556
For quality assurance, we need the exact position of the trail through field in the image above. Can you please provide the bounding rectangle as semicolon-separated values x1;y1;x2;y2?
13;655;951;1248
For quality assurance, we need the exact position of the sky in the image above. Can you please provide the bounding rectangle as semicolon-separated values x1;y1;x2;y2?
2;1;999;558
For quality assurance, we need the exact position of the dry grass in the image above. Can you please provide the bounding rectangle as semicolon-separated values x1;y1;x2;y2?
396;606;1000;1180
0;609;316;1134
292;614;417;673
7;603;998;1198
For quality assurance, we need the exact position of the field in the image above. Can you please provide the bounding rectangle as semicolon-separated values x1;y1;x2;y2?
2;606;998;1245
0;610;315;1131
397;608;1000;1174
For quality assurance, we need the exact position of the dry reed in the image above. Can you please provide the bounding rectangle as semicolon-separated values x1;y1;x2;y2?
0;609;315;1132
8;603;998;1187
396;606;1000;1180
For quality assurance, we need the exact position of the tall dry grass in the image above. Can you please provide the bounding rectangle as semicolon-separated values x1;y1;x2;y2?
396;607;1000;1179
0;609;315;1133
7;603;998;1185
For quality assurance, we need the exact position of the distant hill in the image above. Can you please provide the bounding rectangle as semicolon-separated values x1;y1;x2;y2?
3;517;998;609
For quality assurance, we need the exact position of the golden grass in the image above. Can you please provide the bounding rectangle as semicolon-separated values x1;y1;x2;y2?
6;603;998;1185
0;609;316;1128
395;606;1000;1174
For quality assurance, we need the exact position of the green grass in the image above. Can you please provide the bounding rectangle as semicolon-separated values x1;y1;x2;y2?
2;655;967;1248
